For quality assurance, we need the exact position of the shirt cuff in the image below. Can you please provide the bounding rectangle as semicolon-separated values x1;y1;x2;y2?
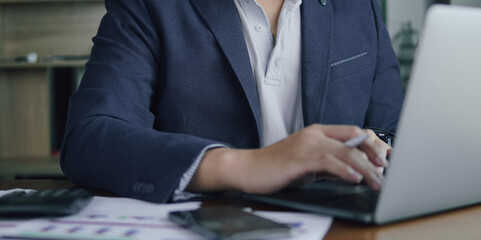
172;143;227;202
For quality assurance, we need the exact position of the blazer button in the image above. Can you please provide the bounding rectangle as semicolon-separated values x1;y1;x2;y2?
132;182;155;194
133;182;142;193
143;184;155;194
319;0;327;6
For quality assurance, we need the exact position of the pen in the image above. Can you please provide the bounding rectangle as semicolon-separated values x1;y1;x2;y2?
344;132;369;148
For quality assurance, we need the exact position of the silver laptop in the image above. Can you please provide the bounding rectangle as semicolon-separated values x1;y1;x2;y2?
245;5;481;224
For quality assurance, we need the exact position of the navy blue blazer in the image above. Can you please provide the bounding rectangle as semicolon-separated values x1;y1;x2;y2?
61;0;404;202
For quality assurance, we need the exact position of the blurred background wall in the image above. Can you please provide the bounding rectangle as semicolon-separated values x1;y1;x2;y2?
381;0;481;89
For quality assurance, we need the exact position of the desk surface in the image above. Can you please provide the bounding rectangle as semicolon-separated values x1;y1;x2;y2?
1;179;481;240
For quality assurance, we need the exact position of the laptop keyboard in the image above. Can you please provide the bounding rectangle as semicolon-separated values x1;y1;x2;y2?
312;189;379;213
244;181;380;217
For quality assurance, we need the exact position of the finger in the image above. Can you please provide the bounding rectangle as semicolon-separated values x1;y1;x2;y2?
337;146;384;190
305;135;383;190
372;132;391;164
387;147;393;159
317;154;364;184
302;150;363;184
358;130;389;167
312;124;364;142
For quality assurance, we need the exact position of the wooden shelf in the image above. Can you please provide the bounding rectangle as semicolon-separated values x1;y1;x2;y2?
0;0;104;177
0;156;63;180
0;60;87;69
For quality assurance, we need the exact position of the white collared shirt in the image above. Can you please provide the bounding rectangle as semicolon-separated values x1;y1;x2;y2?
234;0;304;146
173;0;304;201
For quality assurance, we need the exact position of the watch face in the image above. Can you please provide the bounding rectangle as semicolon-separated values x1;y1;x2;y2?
377;133;390;143
371;128;395;146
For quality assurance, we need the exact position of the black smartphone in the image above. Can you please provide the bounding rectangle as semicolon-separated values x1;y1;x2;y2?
169;206;291;240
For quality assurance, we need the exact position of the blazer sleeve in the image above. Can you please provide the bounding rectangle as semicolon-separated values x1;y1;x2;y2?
60;0;221;203
363;0;405;133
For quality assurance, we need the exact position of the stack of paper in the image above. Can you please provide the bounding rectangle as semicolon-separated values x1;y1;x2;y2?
0;190;332;240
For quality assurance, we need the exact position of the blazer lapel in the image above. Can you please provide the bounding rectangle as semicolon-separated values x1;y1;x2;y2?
300;0;333;126
190;0;262;141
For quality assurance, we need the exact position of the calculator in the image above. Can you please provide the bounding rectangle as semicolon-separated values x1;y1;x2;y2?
0;189;93;217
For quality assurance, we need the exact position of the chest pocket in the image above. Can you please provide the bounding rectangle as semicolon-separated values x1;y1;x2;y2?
330;52;371;80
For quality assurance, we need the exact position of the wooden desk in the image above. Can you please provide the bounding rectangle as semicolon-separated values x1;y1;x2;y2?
2;180;481;240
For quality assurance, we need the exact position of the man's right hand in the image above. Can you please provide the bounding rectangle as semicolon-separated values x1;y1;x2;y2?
187;124;388;194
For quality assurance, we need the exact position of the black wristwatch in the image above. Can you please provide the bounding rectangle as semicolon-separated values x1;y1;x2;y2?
369;127;396;147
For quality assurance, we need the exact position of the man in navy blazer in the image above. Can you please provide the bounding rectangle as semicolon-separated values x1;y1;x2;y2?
61;0;404;203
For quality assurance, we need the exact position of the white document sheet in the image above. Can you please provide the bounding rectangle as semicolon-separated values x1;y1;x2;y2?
0;191;332;240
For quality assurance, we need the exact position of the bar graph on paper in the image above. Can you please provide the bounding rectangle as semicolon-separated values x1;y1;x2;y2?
0;193;331;240
0;212;205;240
0;212;317;240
